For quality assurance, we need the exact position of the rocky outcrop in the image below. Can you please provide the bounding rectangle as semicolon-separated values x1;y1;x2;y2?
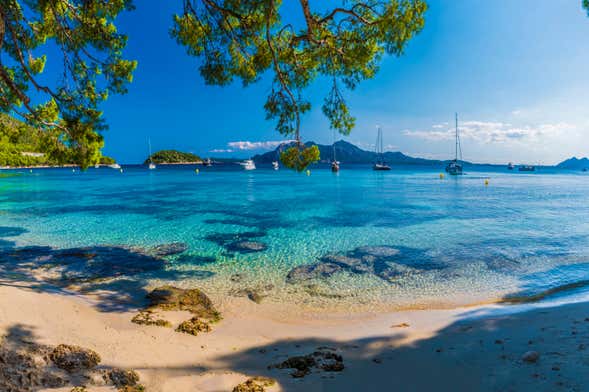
232;376;276;392
131;285;221;337
0;336;142;392
131;310;172;327
145;285;221;321
50;344;101;373
176;317;212;336
269;350;344;378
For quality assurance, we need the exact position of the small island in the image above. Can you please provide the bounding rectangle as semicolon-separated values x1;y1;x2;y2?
145;149;203;165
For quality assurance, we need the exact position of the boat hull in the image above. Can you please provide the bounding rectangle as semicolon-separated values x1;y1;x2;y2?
373;164;391;171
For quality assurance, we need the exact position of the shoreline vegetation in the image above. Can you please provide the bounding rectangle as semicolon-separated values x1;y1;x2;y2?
0;113;116;169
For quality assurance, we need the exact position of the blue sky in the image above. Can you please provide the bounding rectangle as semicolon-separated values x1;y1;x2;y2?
95;0;589;164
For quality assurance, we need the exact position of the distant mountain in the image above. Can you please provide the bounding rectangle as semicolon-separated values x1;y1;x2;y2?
252;140;448;166
557;157;589;170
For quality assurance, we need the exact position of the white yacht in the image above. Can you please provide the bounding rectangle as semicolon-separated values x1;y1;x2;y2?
241;159;256;170
272;161;279;170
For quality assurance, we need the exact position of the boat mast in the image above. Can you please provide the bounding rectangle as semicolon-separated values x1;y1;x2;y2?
148;137;152;163
332;129;336;162
455;113;458;162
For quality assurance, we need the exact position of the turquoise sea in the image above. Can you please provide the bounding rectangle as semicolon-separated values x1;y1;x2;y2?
1;164;588;313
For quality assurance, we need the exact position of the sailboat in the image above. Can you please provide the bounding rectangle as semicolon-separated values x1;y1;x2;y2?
445;113;463;175
373;126;391;171
331;132;340;172
147;138;156;170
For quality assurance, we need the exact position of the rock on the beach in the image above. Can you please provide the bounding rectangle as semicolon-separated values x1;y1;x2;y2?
175;317;212;336
104;368;140;387
50;344;101;373
522;351;540;363
232;376;276;392
286;262;342;284
131;310;172;328
270;350;344;378
145;285;221;321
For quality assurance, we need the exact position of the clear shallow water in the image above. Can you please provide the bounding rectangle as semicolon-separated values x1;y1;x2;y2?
1;164;588;313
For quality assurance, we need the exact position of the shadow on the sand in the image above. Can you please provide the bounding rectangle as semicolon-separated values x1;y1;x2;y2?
50;300;585;392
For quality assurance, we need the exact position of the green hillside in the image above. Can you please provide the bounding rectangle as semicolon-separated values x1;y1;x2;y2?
0;114;114;167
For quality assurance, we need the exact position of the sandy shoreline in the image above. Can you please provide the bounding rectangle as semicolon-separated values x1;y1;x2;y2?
2;278;589;392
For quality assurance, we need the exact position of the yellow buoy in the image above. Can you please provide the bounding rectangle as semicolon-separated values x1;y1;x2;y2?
195;168;200;174
485;179;489;186
306;169;311;176
439;173;444;179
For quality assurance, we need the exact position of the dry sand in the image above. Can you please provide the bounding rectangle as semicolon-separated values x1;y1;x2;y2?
2;280;589;392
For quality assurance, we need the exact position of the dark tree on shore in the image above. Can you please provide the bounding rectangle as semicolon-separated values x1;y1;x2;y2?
584;0;589;15
172;0;427;170
0;0;136;168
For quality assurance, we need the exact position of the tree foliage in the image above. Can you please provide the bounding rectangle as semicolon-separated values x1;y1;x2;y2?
584;0;589;15
171;0;427;170
0;0;136;168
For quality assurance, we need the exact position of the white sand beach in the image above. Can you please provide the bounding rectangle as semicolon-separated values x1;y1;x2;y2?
2;279;589;392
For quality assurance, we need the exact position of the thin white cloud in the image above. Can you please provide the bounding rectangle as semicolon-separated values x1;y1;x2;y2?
209;148;233;153
403;121;574;144
227;140;295;151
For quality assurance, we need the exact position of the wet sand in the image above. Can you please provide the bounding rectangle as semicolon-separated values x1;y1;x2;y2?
2;278;589;392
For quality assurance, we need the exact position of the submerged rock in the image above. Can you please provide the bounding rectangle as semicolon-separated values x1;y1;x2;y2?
150;242;188;257
522;351;540;363
230;284;275;304
355;246;400;257
50;344;101;373
320;254;372;274
176;317;212;336
232;376;276;392
227;241;268;253
303;284;345;299
286;262;342;284
145;285;221;321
